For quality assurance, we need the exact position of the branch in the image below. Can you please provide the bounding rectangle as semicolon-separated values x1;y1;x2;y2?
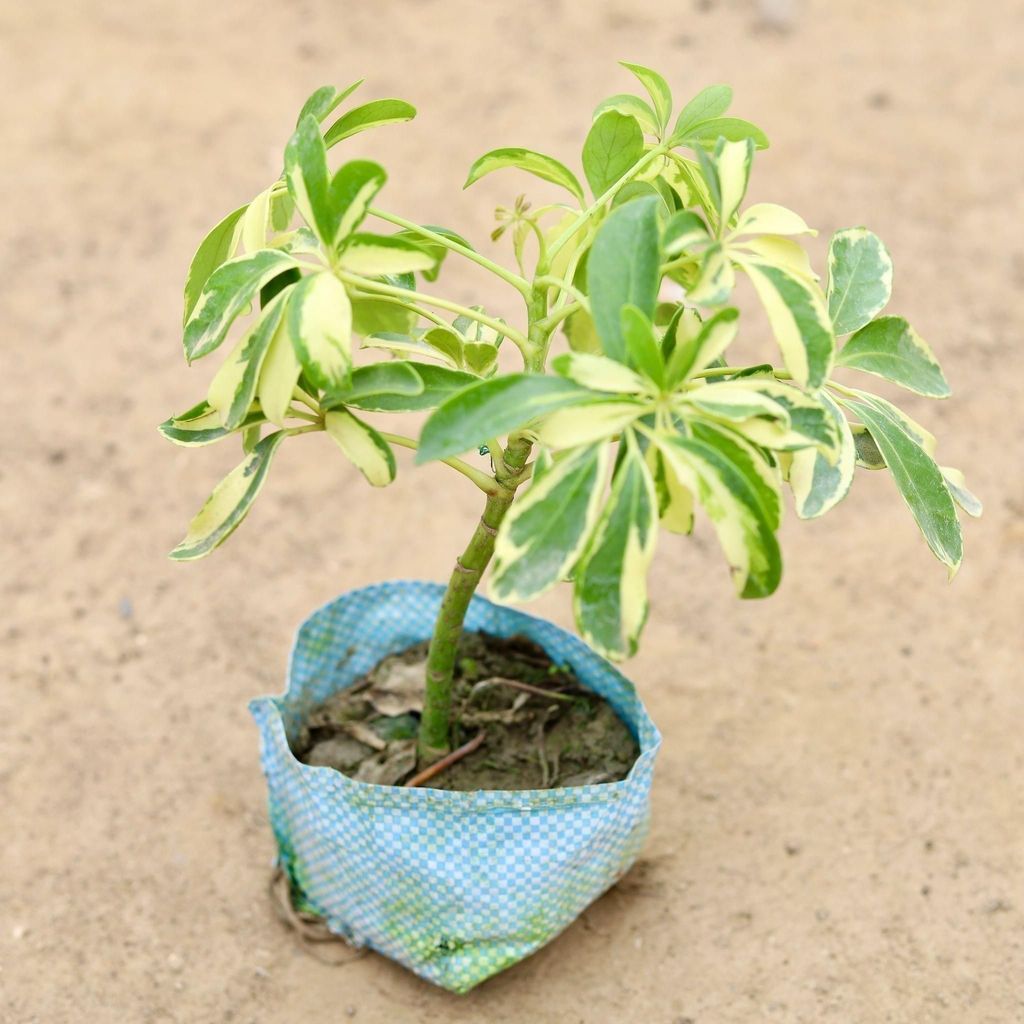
367;208;531;298
380;432;502;495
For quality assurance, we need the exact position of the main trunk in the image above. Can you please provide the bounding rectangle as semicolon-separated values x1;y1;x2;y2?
417;436;533;766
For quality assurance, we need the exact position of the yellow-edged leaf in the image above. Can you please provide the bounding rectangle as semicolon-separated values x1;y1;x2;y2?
324;409;396;486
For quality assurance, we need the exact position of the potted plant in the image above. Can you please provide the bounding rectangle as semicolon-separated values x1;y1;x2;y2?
162;64;980;992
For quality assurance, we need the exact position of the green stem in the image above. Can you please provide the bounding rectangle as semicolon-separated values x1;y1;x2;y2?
417;435;533;764
334;269;533;356
543;145;667;268
367;208;531;297
379;432;499;494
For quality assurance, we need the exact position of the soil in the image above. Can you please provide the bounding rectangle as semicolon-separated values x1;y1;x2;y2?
293;632;640;790
5;2;1023;1022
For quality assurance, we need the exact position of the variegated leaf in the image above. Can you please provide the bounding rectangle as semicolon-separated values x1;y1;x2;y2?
183;204;247;324
170;432;286;560
286;271;352;391
534;400;646;448
665;307;739;385
836;316;950;398
645;444;694;533
844;399;962;575
662;210;711;256
940;466;982;518
552;352;648;394
573;437;659;659
696;138;754;229
159;400;266;447
826;228;893;336
417;374;593;463
324;408;396;487
333;160;387;243
736;257;835;388
241;186;273;253
620;305;665;386
687;244;736;305
491;444;610;602
732;203;815;238
346;364;477;413
207;292;288;430
183;249;299;362
296;80;363;125
620;62;673;133
672;84;733;139
788;392;855;518
257;305;303;425
593;94;659;136
338;233;435;275
655;433;782;598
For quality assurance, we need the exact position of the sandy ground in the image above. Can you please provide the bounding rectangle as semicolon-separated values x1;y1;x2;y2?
3;0;1023;1021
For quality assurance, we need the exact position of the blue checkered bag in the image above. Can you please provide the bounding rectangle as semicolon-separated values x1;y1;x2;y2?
249;580;661;992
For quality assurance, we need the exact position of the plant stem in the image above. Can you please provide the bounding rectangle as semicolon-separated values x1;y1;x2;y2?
367;208;531;297
416;433;533;765
379;432;499;494
334;269;533;357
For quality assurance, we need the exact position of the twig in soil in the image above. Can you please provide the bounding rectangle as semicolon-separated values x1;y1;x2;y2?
535;719;550;789
404;731;487;788
268;866;366;966
469;676;576;703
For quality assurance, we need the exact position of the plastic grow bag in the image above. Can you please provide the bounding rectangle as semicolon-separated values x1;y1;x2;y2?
249;580;661;993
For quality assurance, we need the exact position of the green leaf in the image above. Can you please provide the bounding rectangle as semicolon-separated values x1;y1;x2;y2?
620;305;665;386
573;436;659;659
619;62;672;132
737;258;835;388
416;374;593;463
655;433;782;598
345;364;478;412
464;148;585;206
587;196;661;362
581;109;645;198
836;315;949;398
324;408;396;487
323;99;416;148
325;361;424;407
286;272;352;391
296;80;363;125
564;308;602;355
593;94;659;136
351;296;415;337
851;423;886;469
826;228;893;336
207;292;289;430
846;399;962;575
678;117;769;150
673;84;733;138
183;249;298;362
492;444;610;602
787;392;855;518
183;205;247;324
159;401;266;447
338;233;435;275
170;432;286;560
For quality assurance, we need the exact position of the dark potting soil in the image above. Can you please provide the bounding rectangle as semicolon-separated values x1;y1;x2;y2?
291;631;640;791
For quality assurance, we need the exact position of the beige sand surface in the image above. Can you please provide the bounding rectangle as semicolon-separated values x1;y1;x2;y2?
2;1;1022;1021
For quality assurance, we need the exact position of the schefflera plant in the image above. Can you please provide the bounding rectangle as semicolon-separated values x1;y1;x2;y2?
163;66;980;768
